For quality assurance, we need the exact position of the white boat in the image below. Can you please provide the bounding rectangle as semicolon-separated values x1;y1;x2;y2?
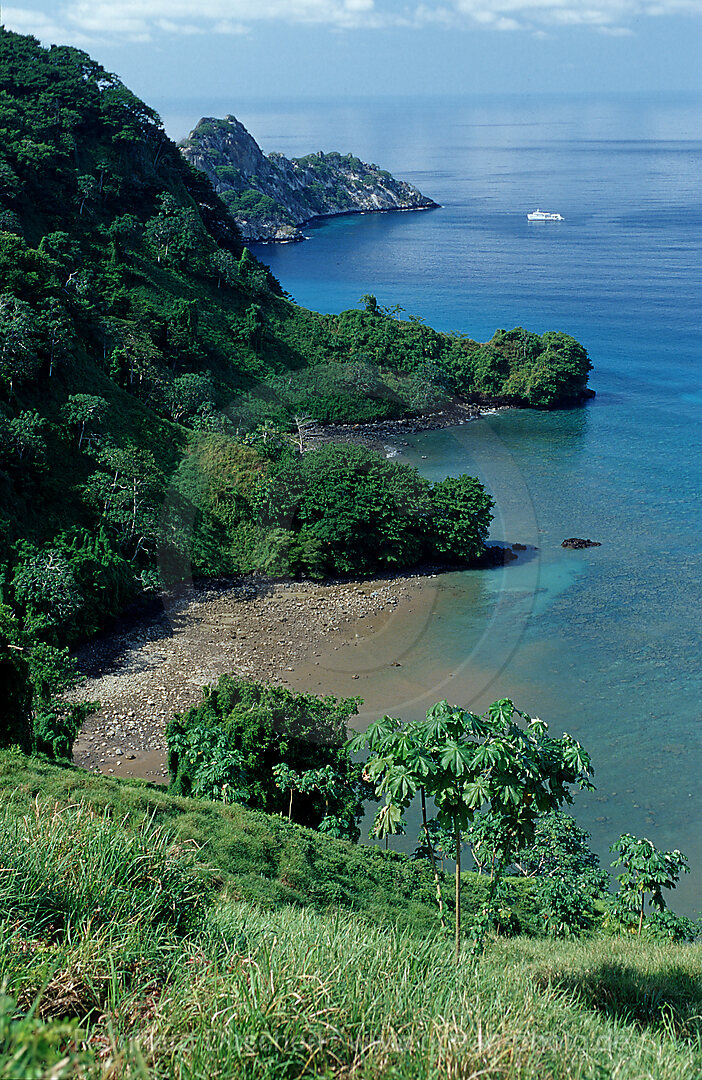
527;208;564;221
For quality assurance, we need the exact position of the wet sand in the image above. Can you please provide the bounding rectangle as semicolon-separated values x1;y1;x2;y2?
70;571;445;783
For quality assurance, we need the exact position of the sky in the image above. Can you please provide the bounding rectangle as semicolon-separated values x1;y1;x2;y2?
4;1;702;128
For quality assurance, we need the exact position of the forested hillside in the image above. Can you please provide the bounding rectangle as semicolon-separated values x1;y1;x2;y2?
0;28;591;759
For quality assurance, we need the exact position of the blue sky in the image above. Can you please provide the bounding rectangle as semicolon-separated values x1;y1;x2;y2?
5;1;702;125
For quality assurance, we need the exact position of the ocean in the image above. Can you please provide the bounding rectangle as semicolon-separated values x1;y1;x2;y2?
168;93;702;911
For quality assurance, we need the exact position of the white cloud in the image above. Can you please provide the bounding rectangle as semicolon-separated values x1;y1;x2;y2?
3;0;702;44
3;5;95;44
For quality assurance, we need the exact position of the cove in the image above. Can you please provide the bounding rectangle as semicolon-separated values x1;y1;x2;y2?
246;92;702;913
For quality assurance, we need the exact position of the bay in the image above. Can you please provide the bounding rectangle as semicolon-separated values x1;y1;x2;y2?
230;93;702;911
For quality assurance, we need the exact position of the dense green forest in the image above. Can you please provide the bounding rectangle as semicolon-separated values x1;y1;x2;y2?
0;27;592;761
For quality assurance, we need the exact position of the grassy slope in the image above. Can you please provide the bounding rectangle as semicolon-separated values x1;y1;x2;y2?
0;749;537;934
2;751;702;1079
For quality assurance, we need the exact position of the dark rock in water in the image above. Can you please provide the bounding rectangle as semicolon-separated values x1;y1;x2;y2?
477;545;519;567
561;538;602;549
511;542;527;551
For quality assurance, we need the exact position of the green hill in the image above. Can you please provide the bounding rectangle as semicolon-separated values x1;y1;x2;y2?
2;750;702;1080
0;26;595;760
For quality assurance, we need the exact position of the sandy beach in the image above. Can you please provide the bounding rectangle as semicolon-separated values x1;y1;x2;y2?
70;404;510;785
70;569;445;783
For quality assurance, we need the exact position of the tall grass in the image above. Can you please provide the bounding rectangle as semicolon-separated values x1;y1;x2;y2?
0;797;205;1056
0;751;449;933
0;800;206;940
2;758;702;1078
124;903;702;1080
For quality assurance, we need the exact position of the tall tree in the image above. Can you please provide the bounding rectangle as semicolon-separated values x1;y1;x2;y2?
355;698;593;959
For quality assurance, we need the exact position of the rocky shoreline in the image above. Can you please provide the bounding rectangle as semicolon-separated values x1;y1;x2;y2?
256;202;440;245
180;115;438;243
70;571;434;783
68;403;522;783
68;402;544;784
304;401;506;454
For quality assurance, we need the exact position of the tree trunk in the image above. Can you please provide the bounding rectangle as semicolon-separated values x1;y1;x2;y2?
638;893;644;938
420;787;446;932
455;820;461;962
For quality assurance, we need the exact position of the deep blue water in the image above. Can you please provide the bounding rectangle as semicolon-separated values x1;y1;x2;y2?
236;94;702;911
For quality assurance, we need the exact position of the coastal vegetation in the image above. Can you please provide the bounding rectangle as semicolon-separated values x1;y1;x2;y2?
351;697;594;957
0;26;590;762
166;676;371;839
4;27;696;1080
1;748;701;1078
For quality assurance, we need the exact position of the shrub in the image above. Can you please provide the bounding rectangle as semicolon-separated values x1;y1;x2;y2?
167;675;370;840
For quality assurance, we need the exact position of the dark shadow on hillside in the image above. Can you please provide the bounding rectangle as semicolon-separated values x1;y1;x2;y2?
542;962;702;1040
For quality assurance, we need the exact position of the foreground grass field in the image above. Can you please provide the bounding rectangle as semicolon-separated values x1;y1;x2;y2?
2;750;702;1079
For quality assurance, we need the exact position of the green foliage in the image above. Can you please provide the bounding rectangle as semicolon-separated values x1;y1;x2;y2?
165;372;215;423
10;530;135;643
0;603;32;752
145;192;206;268
609;834;692;938
0;409;46;464
82;444;166;562
467;810;608;937
257;442;432;576
0;592;98;759
12;546;83;634
0;994;83;1080
428;474;494;563
27;641;98;759
61;393;108;449
255;442;492;577
505;330;593;407
167;675;369;839
0;295;42;393
221;187;293;226
353;699;594;956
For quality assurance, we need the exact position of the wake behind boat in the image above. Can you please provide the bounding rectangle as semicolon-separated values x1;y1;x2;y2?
527;208;564;221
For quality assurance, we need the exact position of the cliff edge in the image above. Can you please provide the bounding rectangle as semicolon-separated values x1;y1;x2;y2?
180;115;438;242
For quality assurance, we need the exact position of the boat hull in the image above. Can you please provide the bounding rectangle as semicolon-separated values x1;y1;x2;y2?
527;209;564;221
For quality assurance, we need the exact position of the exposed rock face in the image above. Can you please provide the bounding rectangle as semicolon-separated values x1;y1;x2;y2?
561;538;602;549
180;115;438;243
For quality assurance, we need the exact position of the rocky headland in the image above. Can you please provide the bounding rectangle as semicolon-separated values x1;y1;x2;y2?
180;115;438;242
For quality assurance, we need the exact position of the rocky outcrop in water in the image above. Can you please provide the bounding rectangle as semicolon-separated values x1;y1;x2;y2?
180;115;438;243
561;538;602;549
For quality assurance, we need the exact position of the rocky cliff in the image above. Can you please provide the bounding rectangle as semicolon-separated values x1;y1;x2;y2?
180;115;438;242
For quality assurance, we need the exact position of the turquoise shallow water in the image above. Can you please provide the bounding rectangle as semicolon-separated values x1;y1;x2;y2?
237;93;702;912
393;406;702;913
